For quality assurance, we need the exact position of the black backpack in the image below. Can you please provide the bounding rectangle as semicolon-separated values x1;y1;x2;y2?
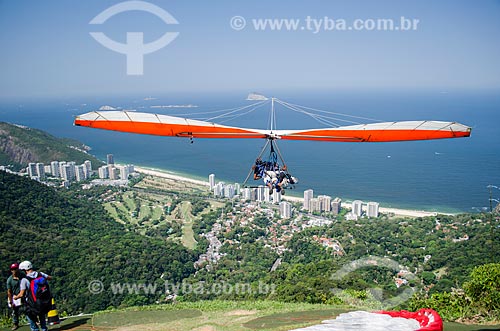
25;274;52;315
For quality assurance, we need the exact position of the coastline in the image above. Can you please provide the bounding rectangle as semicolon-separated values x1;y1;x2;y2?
135;166;210;187
135;166;448;218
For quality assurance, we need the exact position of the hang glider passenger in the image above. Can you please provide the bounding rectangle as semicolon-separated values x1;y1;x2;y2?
252;158;267;180
253;159;297;193
265;165;298;194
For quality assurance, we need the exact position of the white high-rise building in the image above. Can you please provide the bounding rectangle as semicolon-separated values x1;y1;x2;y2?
303;189;314;210
214;182;225;197
272;190;281;204
242;188;252;201
331;197;342;215
107;165;115;179
98;165;109;179
209;174;215;190
118;165;130;180
27;163;37;178
250;188;258;201
234;183;241;196
109;167;120;180
35;163;45;179
257;185;265;202
224;184;235;199
367;202;380;218
264;187;271;202
84;160;92;177
75;165;87;182
318;195;332;212
310;198;321;213
44;165;51;175
51;161;60;178
279;201;292;219
58;161;67;177
352;200;363;217
62;164;75;181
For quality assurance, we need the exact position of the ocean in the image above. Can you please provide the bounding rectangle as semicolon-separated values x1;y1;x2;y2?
1;90;499;213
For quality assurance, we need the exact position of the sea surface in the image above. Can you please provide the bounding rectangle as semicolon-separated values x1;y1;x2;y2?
1;90;499;213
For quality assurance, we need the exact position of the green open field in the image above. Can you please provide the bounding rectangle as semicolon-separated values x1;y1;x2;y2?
180;201;197;250
101;175;223;248
1;301;498;331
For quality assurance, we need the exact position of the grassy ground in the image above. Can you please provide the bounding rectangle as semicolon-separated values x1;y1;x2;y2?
180;202;197;250
1;301;499;331
117;176;230;252
100;175;224;249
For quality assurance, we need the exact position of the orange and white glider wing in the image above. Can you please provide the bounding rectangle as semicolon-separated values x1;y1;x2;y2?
275;121;471;142
75;112;471;142
74;111;267;139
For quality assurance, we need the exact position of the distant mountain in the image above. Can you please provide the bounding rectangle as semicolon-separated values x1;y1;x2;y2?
0;122;103;170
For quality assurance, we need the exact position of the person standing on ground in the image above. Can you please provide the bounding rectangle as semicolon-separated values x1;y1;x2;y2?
13;261;52;331
6;263;23;330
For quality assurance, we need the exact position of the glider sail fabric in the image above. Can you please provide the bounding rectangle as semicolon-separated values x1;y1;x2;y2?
74;111;267;139
276;121;471;142
74;111;471;142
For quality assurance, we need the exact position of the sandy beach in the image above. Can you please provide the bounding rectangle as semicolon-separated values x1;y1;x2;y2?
135;166;210;187
135;167;444;218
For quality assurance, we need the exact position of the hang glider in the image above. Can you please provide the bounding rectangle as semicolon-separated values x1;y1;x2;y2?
74;110;471;142
74;97;471;190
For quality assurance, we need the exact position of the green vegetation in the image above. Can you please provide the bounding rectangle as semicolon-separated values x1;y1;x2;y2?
177;201;500;323
0;171;196;315
464;263;500;311
1;300;498;331
80;300;346;331
0;122;104;170
1;155;499;328
403;263;500;322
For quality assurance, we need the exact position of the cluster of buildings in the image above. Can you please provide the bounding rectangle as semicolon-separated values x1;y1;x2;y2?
210;174;283;203
24;154;135;188
194;222;224;269
209;174;291;218
346;200;380;219
303;189;342;214
303;189;380;219
96;154;135;180
211;178;241;199
209;175;382;221
27;160;92;186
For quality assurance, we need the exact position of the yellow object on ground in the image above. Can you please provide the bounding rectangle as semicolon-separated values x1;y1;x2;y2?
47;298;60;325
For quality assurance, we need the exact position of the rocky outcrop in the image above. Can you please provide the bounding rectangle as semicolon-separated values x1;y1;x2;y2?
0;122;104;169
0;134;38;164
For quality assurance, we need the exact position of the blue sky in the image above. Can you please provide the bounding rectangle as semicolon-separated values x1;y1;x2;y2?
0;0;499;98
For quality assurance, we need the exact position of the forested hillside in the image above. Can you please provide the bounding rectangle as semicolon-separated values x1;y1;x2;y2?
0;122;103;170
0;171;197;314
1;169;498;322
